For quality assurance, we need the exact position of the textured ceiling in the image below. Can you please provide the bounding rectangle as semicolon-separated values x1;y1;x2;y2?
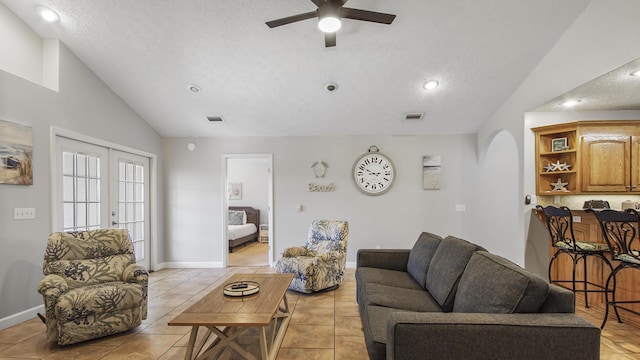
533;57;640;112
2;0;604;137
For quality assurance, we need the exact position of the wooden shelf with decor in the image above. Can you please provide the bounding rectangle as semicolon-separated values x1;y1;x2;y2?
533;123;579;195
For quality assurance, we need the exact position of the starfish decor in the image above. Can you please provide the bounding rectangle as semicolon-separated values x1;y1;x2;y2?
545;160;572;172
550;177;569;191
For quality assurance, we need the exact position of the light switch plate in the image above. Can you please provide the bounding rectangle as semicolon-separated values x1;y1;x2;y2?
455;204;466;212
14;207;35;219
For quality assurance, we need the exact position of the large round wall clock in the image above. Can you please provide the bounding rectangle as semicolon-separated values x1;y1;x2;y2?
353;145;396;195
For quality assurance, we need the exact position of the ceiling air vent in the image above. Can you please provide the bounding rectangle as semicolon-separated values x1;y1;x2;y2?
207;116;224;122
404;113;424;121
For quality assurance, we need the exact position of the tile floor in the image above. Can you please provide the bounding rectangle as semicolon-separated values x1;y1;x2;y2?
0;266;639;359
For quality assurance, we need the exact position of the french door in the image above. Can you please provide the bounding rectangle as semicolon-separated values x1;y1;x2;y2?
54;137;150;269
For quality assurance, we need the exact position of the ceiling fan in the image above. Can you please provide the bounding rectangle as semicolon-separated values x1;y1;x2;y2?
266;0;396;47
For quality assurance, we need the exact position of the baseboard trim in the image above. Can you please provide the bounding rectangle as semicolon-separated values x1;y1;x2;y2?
346;261;356;269
0;304;44;331
156;261;224;269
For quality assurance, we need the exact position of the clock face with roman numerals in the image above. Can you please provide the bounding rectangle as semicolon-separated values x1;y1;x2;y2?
353;151;395;195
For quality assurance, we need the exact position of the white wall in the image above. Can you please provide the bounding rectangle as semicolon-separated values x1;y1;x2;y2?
0;14;162;328
228;158;269;224
475;0;640;275
0;2;43;86
469;130;520;261
162;135;477;266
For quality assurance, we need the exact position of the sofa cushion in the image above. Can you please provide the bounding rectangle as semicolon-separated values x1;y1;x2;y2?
453;251;549;313
425;236;484;312
361;283;442;312
406;232;443;289
356;267;424;290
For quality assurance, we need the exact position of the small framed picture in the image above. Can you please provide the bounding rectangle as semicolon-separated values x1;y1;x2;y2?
228;182;242;200
551;137;568;152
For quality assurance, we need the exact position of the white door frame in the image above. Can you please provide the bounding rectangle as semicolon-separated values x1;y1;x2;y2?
221;153;274;267
50;127;159;271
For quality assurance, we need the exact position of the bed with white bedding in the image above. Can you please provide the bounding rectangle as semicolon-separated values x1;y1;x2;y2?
228;206;260;252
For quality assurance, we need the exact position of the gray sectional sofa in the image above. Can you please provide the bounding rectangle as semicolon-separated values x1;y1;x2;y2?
356;232;600;360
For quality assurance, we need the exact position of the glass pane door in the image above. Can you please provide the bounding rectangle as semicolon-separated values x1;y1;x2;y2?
54;138;150;269
111;150;150;269
55;137;109;232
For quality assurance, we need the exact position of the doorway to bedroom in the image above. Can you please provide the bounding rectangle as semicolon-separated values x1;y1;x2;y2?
223;154;273;267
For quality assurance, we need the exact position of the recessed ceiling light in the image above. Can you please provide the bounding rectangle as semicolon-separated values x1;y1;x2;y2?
631;70;640;77
560;99;582;107
423;80;439;90
187;84;201;93
37;5;60;23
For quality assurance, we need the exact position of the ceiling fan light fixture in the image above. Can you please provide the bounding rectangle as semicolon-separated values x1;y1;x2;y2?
630;70;640;77
318;16;341;33
37;5;60;23
318;2;341;33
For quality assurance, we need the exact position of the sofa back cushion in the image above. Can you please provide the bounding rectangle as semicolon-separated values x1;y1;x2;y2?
453;251;549;313
406;232;443;288
425;236;484;311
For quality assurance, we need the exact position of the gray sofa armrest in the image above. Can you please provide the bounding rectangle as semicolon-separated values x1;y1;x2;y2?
387;312;599;360
357;249;410;272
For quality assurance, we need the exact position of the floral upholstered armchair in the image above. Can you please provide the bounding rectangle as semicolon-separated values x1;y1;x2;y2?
37;229;148;345
275;220;349;293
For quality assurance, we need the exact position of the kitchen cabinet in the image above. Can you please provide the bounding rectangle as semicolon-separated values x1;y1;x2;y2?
533;121;640;195
580;123;640;193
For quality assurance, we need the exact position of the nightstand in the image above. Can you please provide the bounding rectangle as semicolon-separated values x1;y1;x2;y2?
259;224;269;243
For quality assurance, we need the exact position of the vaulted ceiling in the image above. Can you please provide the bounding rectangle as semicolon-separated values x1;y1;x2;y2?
4;0;612;137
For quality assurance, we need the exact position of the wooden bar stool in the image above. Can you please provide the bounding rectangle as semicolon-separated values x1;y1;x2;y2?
589;208;640;328
537;205;613;309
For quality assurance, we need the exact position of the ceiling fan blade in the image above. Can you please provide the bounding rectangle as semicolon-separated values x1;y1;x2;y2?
266;11;317;28
309;0;324;6
325;32;336;47
341;7;396;24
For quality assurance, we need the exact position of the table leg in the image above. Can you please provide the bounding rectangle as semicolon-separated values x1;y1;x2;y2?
184;326;199;360
259;327;269;360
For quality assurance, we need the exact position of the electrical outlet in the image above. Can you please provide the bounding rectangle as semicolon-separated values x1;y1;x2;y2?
455;204;466;212
573;216;581;223
14;207;35;220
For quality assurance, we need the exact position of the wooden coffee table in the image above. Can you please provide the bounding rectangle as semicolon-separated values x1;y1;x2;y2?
168;273;294;360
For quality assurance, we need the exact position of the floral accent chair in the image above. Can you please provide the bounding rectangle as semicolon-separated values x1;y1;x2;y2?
275;220;349;293
37;229;148;345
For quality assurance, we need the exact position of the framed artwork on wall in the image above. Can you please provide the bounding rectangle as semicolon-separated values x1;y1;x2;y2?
229;182;242;200
0;119;33;185
423;155;441;190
